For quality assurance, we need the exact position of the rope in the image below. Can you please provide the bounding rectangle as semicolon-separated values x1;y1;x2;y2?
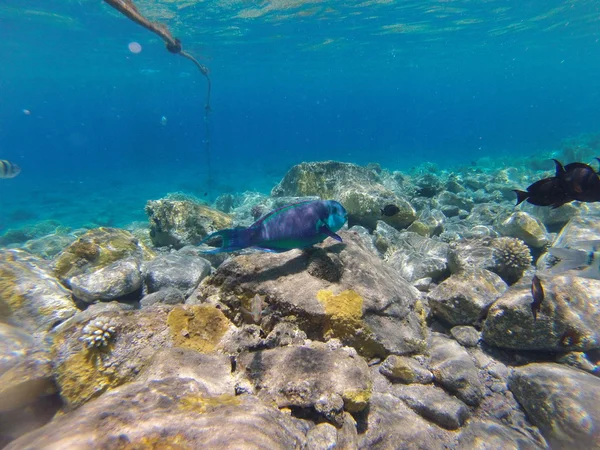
103;0;213;195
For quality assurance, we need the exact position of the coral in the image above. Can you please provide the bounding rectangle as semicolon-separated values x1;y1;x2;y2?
79;319;117;349
492;237;532;285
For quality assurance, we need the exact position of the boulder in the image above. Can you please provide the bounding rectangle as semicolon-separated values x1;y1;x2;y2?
496;212;550;248
144;253;211;295
509;363;600;449
457;419;547;450
379;355;433;384
145;199;232;248
427;269;507;326
193;230;428;358
482;275;600;351
70;258;143;303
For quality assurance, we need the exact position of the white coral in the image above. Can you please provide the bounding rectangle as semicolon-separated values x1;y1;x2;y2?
79;319;117;348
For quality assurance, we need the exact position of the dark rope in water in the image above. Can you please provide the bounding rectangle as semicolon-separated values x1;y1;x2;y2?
102;0;213;196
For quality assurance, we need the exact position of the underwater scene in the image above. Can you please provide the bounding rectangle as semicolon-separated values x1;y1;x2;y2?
1;0;600;448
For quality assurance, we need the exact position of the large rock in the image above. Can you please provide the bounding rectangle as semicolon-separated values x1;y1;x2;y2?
428;334;485;406
145;199;232;248
509;363;600;449
70;258;143;303
144;253;211;295
457;419;547;449
482;275;600;351
193;230;428;358
22;233;77;259
496;212;550;248
51;227;155;282
5;378;308;450
0;249;78;339
50;303;235;408
271;161;416;230
427;269;507;326
237;344;371;422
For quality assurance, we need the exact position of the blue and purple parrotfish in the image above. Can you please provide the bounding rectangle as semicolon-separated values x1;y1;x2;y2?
200;200;348;253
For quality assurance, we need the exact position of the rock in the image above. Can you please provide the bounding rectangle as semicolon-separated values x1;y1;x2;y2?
381;231;450;283
22;233;76;259
429;334;485;406
70;258;143;303
271;161;416;230
193;230;428;358
450;326;480;347
427;269;507;326
145;253;211;295
0;323;35;375
496;212;550;248
358;392;453;450
145;199;232;248
457;419;547;449
509;363;600;449
482;275;600;351
523;202;580;231
0;249;78;339
52;227;155;282
392;384;469;430
263;321;307;348
237;344;371;420
304;412;359;450
436;191;474;212
0;352;56;413
379;355;433;384
50;303;235;408
140;287;185;306
5;378;308;450
556;351;598;374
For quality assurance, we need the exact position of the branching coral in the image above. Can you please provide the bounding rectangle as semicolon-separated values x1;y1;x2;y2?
492;237;532;284
79;319;117;349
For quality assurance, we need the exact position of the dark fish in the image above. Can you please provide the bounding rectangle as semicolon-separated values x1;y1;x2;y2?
0;160;21;179
200;200;348;253
381;204;400;216
553;159;600;202
514;177;570;208
530;275;544;321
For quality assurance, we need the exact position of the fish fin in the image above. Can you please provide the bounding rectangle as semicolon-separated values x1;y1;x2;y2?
572;240;600;252
578;264;600;280
547;247;589;273
553;159;566;176
513;190;529;206
320;225;343;242
199;228;252;253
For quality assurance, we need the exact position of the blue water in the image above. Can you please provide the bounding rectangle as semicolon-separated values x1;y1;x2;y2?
1;0;600;231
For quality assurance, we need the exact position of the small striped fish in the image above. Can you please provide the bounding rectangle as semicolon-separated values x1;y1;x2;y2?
0;160;21;179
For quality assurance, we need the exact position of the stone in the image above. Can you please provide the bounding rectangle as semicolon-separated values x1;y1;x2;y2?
237;344;371;418
193;230;427;358
392;384;470;430
457;419;547;450
0;249;78;339
509;363;600;449
52;227;155;282
271;161;416;230
450;325;480;347
429;334;485;406
70;258;143;303
144;253;211;295
496;212;550;248
379;355;433;384
0;323;35;375
145;199;232;248
140;287;185;306
50;303;235;408
556;351;598;374
482;275;600;351
5;378;309;450
358;392;453;450
427;269;507;326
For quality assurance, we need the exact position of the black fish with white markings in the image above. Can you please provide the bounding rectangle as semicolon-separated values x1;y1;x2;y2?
0;160;21;179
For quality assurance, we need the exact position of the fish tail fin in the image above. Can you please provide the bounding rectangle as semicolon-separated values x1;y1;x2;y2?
199;228;253;253
547;247;589;273
513;190;529;206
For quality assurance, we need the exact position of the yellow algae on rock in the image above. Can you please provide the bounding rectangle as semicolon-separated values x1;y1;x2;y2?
0;266;23;316
317;289;384;357
179;393;240;414
167;305;230;353
342;387;372;412
54;346;120;407
113;433;191;450
52;227;155;281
